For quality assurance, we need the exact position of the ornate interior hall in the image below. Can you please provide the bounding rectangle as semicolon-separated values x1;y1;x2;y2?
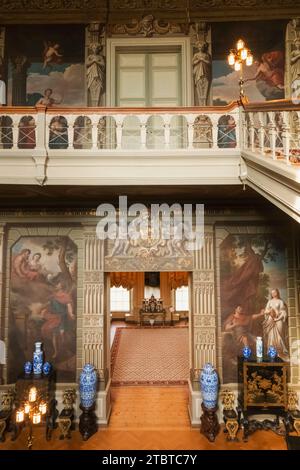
0;0;300;453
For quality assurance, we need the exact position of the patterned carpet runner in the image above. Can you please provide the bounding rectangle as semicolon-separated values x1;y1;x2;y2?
111;327;189;386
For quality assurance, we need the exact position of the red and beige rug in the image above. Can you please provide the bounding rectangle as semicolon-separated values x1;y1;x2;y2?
111;327;189;386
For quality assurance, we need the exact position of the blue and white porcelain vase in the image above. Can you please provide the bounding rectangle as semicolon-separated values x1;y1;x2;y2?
256;337;263;359
33;341;43;375
242;346;252;360
79;364;97;408
24;361;32;375
43;362;51;375
267;346;277;361
200;363;219;410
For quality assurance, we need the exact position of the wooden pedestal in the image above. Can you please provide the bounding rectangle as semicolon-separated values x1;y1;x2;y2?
79;404;98;441
200;402;220;442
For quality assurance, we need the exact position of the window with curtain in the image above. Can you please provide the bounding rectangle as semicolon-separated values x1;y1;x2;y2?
175;286;189;311
110;286;130;312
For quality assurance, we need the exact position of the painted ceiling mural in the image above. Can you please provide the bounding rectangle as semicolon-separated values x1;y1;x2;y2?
6;24;85;107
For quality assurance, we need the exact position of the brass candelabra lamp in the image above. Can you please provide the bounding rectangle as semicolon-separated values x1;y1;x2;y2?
15;386;47;449
227;39;253;100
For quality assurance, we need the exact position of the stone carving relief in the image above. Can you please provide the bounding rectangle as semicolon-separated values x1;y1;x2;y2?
193;115;213;146
86;23;106;106
83;315;103;328
193;271;214;282
194;315;216;327
84;271;104;283
190;23;212;106
83;330;102;344
109;14;185;37
288;19;300;100
104;214;194;271
195;329;215;345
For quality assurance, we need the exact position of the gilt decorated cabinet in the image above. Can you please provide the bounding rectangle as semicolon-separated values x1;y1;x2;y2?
238;357;290;440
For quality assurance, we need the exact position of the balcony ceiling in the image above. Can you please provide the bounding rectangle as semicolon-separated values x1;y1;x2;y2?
1;0;299;24
0;184;281;212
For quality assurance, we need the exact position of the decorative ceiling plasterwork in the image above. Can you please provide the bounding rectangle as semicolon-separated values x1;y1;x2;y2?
110;0;181;8
110;0;300;8
0;0;299;22
190;0;300;6
0;0;102;9
108;14;187;37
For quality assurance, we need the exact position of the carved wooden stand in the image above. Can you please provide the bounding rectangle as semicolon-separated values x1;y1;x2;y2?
79;404;98;441
200;403;220;442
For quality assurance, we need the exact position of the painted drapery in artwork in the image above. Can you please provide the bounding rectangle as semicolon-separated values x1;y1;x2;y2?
8;236;77;383
220;233;288;383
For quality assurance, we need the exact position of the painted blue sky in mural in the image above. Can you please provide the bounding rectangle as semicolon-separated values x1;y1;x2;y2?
28;63;72;75
7;24;85;106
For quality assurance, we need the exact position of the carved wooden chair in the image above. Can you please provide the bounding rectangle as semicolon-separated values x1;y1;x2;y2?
57;388;76;440
0;389;15;442
287;390;300;436
221;389;240;441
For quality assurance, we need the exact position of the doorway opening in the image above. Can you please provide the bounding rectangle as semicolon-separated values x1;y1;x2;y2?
108;271;191;387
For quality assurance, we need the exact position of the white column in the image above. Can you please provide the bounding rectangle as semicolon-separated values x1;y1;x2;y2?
0;223;5;328
249;113;255;152
82;226;104;373
268;112;276;159
67;115;76;150
211;116;219;150
115;115;123;150
91;115;99;150
11;116;19;150
140;115;147;149
192;228;216;377
283;111;291;165
32;106;48;185
82;224;110;424
0;223;5;384
258;112;265;155
163;114;171;149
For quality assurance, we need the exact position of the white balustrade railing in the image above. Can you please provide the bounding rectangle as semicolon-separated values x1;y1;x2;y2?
2;101;299;167
242;100;300;166
0;104;241;154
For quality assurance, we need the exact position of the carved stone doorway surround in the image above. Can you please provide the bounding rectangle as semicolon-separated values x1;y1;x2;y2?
103;225;217;427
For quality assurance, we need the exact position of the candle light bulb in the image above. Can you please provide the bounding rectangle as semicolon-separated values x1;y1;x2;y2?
234;61;241;72
228;52;235;66
29;387;37;402
39;402;47;415
24;402;31;414
33;411;41;424
246;54;253;66
241;48;248;61
237;39;245;51
16;408;25;423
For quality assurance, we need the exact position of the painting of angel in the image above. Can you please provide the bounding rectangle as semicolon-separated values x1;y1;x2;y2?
43;41;63;69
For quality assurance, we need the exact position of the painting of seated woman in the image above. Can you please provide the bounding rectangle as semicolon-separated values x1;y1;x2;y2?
8;236;77;383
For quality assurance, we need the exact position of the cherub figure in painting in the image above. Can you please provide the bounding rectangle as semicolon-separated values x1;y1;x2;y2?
43;42;63;69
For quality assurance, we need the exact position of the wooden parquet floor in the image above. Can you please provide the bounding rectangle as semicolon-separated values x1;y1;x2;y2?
0;386;287;450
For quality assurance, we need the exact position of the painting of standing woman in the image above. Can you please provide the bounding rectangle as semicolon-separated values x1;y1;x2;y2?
220;232;288;383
